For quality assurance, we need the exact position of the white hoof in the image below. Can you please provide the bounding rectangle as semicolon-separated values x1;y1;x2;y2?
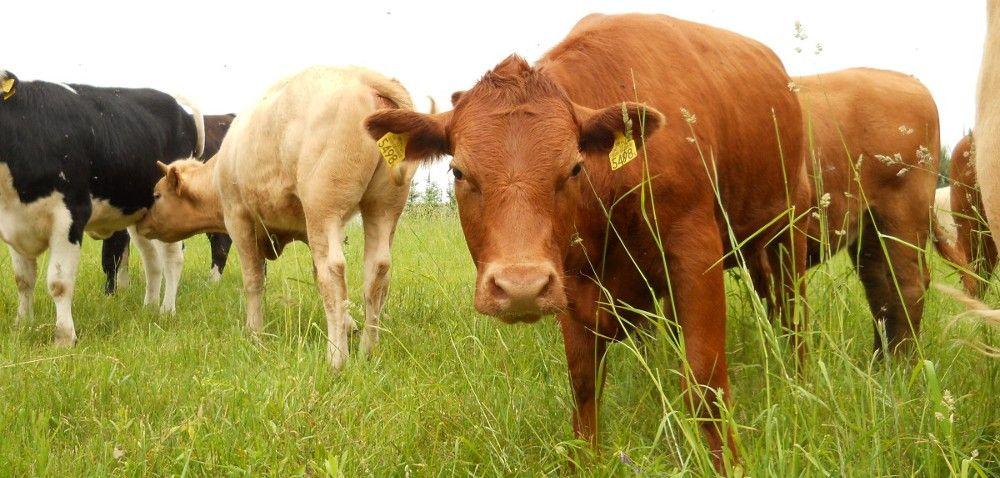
209;266;222;283
327;341;349;370
54;328;77;347
359;329;379;357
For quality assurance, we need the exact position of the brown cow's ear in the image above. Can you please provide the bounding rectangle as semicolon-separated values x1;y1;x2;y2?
450;91;465;107
364;110;451;161
576;102;664;154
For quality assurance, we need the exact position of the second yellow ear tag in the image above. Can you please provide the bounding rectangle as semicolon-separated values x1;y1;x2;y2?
377;132;408;168
609;132;637;170
1;78;15;101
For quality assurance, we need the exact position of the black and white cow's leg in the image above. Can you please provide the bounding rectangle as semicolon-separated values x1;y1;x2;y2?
48;211;82;347
129;226;164;309
101;230;130;294
8;246;37;324
159;239;184;314
207;233;232;282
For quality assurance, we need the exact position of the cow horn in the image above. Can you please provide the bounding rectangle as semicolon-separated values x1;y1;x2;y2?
156;161;170;175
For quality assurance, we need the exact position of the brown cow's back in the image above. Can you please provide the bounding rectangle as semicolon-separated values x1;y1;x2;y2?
793;68;939;259
541;14;804;254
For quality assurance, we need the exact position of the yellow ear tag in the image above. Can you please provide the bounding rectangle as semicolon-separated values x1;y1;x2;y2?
1;78;14;101
377;132;408;168
609;132;637;170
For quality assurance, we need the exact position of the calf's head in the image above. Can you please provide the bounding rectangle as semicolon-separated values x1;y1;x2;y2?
365;56;662;322
136;159;218;242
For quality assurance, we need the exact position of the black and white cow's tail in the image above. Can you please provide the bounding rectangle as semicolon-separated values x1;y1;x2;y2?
173;95;206;159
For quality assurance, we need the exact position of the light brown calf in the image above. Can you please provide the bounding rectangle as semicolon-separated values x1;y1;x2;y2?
137;66;417;368
752;68;940;354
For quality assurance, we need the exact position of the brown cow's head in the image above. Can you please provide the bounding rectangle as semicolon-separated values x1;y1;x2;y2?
365;55;662;323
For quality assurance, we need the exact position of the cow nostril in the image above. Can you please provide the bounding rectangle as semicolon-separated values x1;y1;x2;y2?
489;275;509;300
537;273;554;298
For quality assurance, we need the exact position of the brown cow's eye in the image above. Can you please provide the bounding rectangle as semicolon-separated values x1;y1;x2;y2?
570;163;583;177
153;192;161;201
451;166;464;181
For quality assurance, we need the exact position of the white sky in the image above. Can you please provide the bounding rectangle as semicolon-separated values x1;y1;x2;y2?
5;1;987;195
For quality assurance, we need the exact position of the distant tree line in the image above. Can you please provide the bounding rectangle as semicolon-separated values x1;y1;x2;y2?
406;172;456;214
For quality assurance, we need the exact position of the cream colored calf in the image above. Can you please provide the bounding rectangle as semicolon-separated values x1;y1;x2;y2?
979;2;1000;259
137;66;417;369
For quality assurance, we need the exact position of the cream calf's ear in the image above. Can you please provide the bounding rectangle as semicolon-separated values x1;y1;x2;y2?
159;163;182;194
364;109;452;162
576;102;664;155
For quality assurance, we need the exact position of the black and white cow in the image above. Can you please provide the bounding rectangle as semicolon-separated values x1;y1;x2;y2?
101;114;236;296
0;69;204;345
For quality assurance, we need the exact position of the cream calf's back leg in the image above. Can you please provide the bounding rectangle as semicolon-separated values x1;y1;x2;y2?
307;218;351;370
358;210;400;357
48;214;81;347
8;246;37;324
130;227;164;309
226;214;267;333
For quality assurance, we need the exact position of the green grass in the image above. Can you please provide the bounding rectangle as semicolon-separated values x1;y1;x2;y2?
0;209;997;476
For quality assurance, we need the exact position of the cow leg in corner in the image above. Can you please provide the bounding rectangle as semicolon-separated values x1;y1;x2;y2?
8;246;37;324
48;213;82;347
158;239;184;314
227;214;267;333
306;216;351;369
666;223;736;469
101;230;130;294
129;226;164;309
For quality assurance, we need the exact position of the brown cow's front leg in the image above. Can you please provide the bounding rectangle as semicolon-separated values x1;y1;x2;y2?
559;315;607;447
667;226;737;470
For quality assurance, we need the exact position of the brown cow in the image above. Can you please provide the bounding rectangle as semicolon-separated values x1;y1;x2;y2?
365;13;805;469
751;68;940;354
943;133;997;296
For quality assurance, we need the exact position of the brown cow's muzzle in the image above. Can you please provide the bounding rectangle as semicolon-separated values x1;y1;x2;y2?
475;262;566;323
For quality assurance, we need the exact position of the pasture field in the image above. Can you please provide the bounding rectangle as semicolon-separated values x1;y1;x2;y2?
0;207;997;476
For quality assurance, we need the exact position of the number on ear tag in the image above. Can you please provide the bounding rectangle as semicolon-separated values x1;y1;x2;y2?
609;132;637;170
377;132;408;168
1;78;15;101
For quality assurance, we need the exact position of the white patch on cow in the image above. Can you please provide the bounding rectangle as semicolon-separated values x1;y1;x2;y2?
55;83;78;95
0;164;66;257
209;264;222;283
86;199;146;240
935;186;958;246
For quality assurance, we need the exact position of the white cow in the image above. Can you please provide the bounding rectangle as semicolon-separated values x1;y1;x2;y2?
137;66;418;368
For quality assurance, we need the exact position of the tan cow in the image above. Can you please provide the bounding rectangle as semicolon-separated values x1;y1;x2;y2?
365;13;805;469
137;66;417;369
751;68;940;353
940;134;997;297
